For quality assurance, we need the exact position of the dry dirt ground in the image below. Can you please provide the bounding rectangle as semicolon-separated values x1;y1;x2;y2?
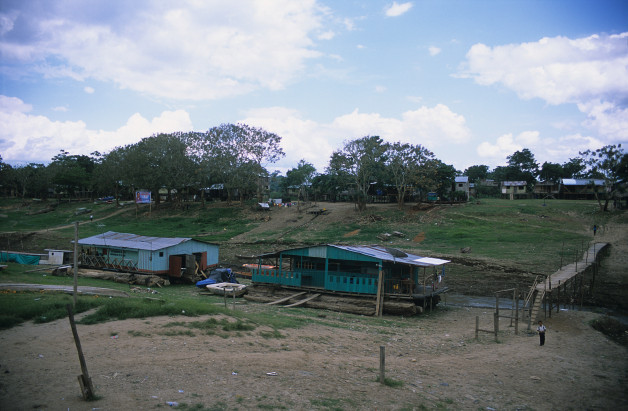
0;303;626;410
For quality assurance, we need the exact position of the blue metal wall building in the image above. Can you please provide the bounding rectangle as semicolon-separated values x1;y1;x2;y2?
78;231;218;277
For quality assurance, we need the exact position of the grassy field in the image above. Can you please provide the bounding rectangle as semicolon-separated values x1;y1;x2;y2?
0;196;623;274
0;196;625;328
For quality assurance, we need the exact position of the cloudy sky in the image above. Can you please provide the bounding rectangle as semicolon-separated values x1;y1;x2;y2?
1;0;626;174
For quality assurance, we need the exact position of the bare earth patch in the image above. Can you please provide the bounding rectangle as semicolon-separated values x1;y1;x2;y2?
0;304;626;410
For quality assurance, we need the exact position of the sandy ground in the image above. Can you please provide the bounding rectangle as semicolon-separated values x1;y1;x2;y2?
0;302;626;410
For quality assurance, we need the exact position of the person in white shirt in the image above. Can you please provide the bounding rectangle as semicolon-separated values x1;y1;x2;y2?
537;320;546;346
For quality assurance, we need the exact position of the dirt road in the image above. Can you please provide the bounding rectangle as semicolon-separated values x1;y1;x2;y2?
0;303;625;410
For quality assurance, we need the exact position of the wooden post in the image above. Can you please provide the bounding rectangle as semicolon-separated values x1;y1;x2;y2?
379;346;385;384
375;263;384;317
590;244;597;295
475;316;479;340
493;312;499;342
557;280;560;313
73;221;79;307
66;304;95;400
515;292;519;335
510;289;515;327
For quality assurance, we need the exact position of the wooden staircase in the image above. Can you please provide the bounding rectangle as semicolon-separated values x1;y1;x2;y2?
529;290;545;325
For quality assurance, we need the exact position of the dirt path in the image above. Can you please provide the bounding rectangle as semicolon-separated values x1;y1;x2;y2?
0;283;129;297
0;304;625;410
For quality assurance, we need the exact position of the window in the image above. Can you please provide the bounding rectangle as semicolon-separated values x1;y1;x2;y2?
159;252;164;257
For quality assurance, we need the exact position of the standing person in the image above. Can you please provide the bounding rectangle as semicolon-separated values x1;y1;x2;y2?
537;320;546;346
593;224;597;236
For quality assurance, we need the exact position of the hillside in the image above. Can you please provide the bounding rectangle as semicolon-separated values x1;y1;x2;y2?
1;198;627;309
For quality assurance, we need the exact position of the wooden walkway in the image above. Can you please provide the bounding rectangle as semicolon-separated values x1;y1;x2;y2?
529;242;608;323
536;242;608;293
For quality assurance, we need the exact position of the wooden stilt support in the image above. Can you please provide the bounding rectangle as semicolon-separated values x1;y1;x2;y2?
66;304;95;400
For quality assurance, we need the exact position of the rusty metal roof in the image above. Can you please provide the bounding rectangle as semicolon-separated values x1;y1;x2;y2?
78;231;195;251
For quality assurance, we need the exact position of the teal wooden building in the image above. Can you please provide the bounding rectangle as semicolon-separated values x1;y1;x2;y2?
251;245;449;298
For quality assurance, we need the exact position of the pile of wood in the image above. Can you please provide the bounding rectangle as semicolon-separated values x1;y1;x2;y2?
78;269;169;287
244;284;421;316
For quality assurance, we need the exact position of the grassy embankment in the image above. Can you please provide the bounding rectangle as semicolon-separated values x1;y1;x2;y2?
0;197;623;330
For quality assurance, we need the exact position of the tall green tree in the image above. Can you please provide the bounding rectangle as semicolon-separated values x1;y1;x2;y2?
463;165;490;183
328;136;387;211
507;148;538;187
385;142;434;209
93;147;128;205
285;160;317;203
123;133;195;205
562;157;586;179
579;144;625;211
539;162;564;183
13;163;49;198
0;156;14;196
47;150;96;198
193;124;285;204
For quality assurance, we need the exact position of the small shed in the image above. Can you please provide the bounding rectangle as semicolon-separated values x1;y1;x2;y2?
251;244;449;297
42;249;73;265
78;231;218;277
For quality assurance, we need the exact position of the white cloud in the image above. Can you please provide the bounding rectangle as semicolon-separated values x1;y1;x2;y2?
476;130;606;167
0;1;325;100
0;95;32;113
462;32;628;106
0;96;193;164
578;99;628;143
318;30;335;40
84;86;95;94
240;104;470;173
428;46;441;56
477;133;527;163
384;2;413;17
462;32;628;151
375;85;387;93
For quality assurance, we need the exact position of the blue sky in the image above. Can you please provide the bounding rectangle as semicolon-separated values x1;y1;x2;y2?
1;0;626;175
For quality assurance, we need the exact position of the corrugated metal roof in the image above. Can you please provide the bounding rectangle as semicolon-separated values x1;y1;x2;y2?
561;178;605;186
455;176;468;183
331;245;449;266
259;244;449;267
501;181;526;186
78;231;194;251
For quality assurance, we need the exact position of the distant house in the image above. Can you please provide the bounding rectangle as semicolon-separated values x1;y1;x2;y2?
560;179;606;200
501;181;527;200
78;231;218;278
454;176;470;200
533;181;560;198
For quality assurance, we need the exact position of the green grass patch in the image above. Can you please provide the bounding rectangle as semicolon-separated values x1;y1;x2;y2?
77;297;223;325
375;376;404;388
0;292;102;329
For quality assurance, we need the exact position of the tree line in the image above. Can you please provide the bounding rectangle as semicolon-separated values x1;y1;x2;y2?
0;124;625;211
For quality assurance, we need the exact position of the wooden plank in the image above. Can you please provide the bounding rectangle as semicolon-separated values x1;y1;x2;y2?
266;291;307;305
282;293;321;308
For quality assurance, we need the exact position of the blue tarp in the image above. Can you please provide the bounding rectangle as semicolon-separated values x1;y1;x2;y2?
0;252;41;265
195;278;217;288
